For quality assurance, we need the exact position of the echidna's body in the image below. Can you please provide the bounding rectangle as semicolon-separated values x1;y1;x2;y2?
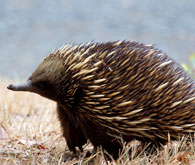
8;41;195;158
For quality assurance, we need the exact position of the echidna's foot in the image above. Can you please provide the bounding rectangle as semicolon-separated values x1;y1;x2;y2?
63;151;79;162
68;143;84;154
66;131;87;154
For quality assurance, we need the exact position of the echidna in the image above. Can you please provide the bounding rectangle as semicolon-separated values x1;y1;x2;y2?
7;41;195;158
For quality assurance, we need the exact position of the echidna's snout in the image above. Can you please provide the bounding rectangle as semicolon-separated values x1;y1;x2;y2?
7;80;32;92
7;84;15;90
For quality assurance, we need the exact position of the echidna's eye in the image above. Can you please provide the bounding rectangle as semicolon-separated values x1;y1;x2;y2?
34;81;48;90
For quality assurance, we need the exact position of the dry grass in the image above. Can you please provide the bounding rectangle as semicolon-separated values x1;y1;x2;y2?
0;77;195;164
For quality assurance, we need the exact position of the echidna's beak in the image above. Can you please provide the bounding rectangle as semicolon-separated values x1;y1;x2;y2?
7;80;33;92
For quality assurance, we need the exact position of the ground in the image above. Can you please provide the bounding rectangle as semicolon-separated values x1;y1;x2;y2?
0;77;194;164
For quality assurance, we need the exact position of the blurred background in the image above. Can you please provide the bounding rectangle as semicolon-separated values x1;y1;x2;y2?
0;0;195;79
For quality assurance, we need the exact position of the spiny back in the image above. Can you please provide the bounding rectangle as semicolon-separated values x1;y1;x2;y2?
35;41;195;139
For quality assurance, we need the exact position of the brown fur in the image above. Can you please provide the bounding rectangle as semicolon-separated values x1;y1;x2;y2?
8;41;195;159
57;104;87;153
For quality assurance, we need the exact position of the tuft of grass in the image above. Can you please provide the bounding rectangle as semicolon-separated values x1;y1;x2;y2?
0;77;195;164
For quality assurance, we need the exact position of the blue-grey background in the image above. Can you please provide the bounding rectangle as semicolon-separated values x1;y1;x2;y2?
0;0;195;79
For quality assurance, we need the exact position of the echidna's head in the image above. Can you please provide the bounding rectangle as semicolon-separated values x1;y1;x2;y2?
7;55;67;102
